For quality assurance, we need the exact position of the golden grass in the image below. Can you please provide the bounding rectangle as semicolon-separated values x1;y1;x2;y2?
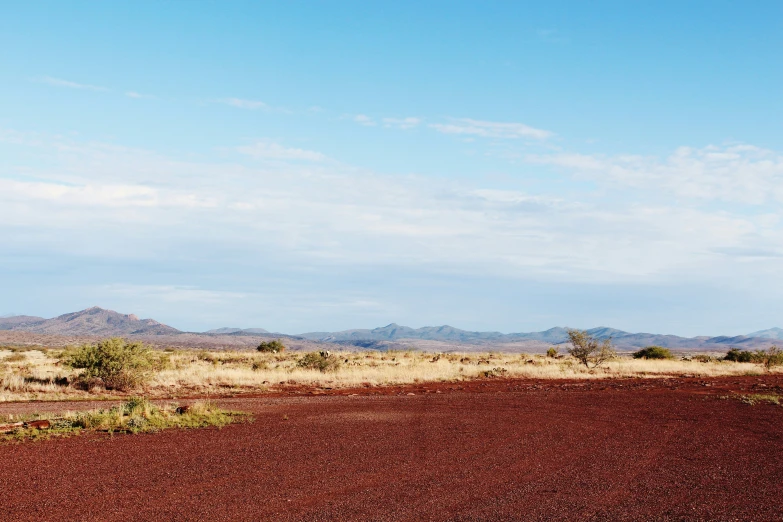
0;347;774;402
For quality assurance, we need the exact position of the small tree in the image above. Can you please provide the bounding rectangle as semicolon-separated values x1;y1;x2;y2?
63;338;155;390
257;339;286;353
566;329;616;368
757;346;783;371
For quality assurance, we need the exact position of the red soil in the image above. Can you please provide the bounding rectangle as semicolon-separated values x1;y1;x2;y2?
2;375;783;521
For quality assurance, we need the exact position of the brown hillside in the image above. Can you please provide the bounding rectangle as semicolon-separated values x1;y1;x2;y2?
11;307;180;336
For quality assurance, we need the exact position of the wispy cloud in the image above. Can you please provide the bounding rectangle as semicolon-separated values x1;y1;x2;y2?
101;284;247;304
353;114;376;126
383;117;421;130
125;91;155;99
235;141;327;161
3;129;782;302
37;76;108;91
219;98;269;110
430;118;553;140
527;144;783;204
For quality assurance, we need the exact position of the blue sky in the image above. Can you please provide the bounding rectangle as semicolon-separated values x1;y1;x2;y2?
1;1;781;335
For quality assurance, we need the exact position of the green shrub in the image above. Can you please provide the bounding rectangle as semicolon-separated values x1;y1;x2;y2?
724;348;754;363
62;338;156;391
297;351;341;372
546;347;558;358
633;346;674;360
257;339;286;353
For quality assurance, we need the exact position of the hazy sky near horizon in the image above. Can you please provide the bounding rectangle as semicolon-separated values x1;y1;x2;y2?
1;1;782;335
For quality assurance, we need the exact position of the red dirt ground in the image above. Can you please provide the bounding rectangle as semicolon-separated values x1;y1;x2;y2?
3;375;783;521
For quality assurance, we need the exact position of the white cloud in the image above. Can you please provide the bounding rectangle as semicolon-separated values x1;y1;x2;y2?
2;129;782;291
527;144;783;204
38;76;108;91
383;117;421;130
220;98;269;110
430;118;553;140
353;114;376;126
235;141;327;161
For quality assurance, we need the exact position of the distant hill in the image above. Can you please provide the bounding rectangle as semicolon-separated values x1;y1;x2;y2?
0;315;45;330
299;323;504;342
3;307;179;336
299;323;781;350
205;327;270;335
747;327;783;340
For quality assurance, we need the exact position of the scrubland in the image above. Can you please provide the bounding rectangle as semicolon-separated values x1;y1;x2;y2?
0;344;776;402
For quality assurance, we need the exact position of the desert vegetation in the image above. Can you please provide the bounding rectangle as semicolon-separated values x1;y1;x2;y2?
61;338;160;390
1;334;781;402
0;397;244;442
633;346;675;360
566;329;616;368
724;347;783;370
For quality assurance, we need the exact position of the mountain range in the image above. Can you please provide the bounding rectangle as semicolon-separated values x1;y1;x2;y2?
0;307;178;336
1;307;781;350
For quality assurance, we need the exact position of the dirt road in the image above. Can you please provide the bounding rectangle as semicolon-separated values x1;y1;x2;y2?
2;376;782;521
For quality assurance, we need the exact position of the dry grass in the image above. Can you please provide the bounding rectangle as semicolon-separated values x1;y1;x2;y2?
0;347;774;402
1;397;245;442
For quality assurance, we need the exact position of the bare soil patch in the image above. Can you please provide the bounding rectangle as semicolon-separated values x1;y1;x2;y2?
2;375;783;521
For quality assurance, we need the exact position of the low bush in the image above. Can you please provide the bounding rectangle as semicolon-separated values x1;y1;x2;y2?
546;347;558;358
724;348;754;363
297;351;341;372
633;346;674;360
756;346;783;370
722;347;782;370
61;338;156;391
257;339;286;353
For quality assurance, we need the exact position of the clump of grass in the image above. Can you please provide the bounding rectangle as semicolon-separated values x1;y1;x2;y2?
479;367;508;378
735;394;782;406
1;397;247;442
251;360;269;371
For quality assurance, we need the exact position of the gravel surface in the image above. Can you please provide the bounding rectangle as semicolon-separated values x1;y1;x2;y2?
2;375;783;521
